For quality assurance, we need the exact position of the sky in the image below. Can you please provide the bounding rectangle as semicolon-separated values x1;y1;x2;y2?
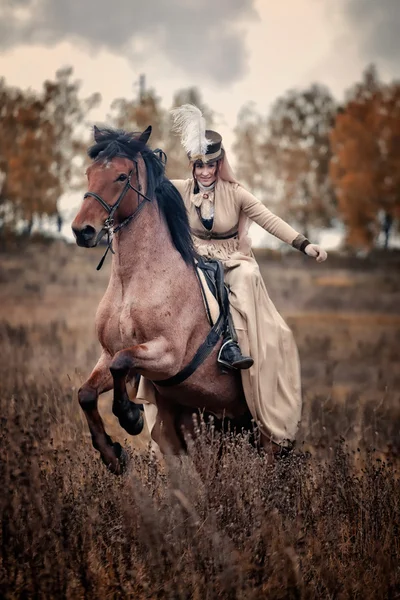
0;0;399;246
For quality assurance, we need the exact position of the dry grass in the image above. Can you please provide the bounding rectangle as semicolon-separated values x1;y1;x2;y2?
1;238;399;599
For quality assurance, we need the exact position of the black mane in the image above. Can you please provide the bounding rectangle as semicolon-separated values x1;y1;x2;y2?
88;127;195;265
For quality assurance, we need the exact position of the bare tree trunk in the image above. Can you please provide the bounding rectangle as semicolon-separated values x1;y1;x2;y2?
25;217;33;236
383;212;393;250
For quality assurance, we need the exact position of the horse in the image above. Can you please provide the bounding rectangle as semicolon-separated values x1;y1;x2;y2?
71;126;250;474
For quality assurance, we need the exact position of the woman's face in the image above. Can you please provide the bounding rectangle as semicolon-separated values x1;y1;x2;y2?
194;161;217;186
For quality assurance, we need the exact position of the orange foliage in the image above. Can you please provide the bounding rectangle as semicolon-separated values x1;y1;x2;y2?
109;86;214;180
233;86;337;235
330;66;400;248
0;68;100;235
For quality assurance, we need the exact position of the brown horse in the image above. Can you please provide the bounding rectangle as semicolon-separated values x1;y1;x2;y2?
72;127;249;473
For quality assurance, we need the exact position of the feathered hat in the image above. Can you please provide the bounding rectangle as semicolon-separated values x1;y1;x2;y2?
170;104;224;163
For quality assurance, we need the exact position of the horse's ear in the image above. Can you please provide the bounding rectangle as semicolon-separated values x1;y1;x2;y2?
138;125;152;144
93;125;102;143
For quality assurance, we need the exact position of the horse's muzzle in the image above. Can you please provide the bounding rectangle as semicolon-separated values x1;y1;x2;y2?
72;224;97;247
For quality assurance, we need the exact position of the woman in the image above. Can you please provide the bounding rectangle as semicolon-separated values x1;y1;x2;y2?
169;104;327;447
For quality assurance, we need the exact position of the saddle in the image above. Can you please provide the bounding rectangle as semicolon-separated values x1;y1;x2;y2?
155;257;230;387
195;256;230;326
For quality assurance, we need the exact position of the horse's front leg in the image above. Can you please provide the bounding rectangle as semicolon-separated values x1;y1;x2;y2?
78;351;126;474
110;338;174;438
111;370;144;436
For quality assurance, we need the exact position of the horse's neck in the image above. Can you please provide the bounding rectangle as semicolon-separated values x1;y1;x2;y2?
111;203;191;284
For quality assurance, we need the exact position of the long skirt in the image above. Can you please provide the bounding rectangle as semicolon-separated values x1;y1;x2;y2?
222;252;302;445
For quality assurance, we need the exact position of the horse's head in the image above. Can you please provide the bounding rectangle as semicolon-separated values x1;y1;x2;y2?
72;126;152;247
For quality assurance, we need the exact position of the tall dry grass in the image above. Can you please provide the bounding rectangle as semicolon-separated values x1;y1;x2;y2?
1;239;399;598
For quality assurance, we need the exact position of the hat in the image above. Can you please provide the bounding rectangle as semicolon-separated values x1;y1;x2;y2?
198;130;224;163
170;104;223;163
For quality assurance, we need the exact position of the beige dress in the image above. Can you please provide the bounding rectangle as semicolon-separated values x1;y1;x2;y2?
171;178;302;445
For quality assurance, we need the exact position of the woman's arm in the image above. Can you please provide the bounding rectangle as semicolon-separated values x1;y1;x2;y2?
236;186;327;261
237;185;300;244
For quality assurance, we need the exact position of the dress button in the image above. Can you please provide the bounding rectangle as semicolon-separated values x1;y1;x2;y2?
203;193;209;199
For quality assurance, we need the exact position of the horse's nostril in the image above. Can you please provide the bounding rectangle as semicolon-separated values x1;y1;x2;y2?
81;225;96;240
72;224;97;246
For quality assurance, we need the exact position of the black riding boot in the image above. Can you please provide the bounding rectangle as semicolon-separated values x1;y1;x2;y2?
217;313;254;371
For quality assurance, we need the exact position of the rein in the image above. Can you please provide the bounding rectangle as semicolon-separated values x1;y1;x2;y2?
83;161;153;271
155;306;226;387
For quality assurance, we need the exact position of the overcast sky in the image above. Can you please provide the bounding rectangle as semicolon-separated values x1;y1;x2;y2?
1;0;399;244
1;0;399;151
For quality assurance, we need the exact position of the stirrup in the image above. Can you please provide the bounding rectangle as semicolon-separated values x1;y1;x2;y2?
217;339;254;371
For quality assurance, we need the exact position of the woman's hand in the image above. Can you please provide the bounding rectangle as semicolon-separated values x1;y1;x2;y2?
305;244;327;263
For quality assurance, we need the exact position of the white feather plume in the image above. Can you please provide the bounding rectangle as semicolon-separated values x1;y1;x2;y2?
170;104;211;158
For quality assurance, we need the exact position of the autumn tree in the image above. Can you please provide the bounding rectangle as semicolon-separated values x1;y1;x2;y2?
330;65;400;248
43;67;100;195
233;103;270;198
109;83;215;180
0;68;100;236
109;81;165;146
233;86;337;236
0;81;58;233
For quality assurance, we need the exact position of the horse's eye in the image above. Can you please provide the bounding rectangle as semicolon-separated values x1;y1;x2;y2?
117;173;128;182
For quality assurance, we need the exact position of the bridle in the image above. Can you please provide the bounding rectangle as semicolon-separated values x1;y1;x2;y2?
83;157;155;271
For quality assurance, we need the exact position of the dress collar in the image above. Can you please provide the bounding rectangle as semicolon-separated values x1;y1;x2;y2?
198;181;216;193
192;179;216;207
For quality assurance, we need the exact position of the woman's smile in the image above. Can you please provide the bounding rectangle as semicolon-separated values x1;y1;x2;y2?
194;161;217;185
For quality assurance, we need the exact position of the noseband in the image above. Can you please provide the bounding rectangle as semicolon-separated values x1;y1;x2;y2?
83;160;153;270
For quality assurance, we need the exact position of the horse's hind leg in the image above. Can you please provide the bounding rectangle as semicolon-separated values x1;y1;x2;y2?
78;351;127;474
151;395;187;455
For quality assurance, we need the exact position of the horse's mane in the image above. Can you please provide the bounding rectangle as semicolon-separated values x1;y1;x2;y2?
88;127;195;265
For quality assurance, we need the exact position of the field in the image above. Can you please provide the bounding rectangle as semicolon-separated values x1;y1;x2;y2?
1;238;399;599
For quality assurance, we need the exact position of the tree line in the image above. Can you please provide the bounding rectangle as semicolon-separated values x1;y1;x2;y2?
0;64;399;248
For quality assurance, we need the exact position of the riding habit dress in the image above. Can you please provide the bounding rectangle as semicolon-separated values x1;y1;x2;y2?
170;177;302;446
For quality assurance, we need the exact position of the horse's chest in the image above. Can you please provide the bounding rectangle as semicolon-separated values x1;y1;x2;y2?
96;299;136;354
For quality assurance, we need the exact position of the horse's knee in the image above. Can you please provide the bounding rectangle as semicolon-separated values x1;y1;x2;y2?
119;407;144;436
110;350;135;376
113;395;144;436
78;384;97;410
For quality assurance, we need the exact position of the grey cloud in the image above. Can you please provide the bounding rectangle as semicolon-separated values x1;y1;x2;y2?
0;0;258;83
344;0;400;67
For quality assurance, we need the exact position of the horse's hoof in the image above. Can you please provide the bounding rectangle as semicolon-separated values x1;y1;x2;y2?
119;410;144;436
102;442;129;475
113;442;130;474
117;445;129;473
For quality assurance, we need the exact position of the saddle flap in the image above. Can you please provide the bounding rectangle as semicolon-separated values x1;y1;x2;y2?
196;257;229;316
